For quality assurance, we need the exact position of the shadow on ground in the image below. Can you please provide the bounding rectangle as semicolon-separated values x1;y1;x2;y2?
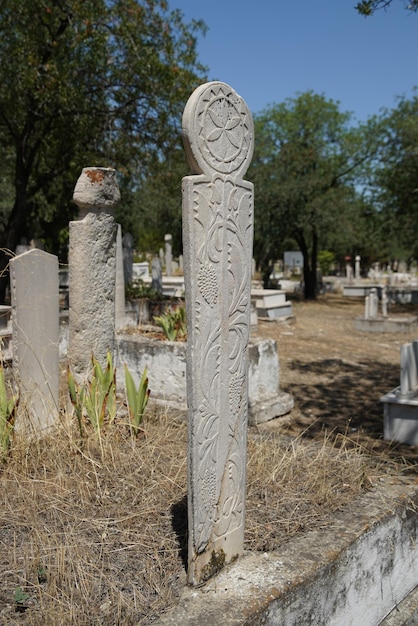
282;357;418;468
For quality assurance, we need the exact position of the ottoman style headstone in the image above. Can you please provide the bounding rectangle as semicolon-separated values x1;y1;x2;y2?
182;81;254;584
69;167;120;381
10;249;59;434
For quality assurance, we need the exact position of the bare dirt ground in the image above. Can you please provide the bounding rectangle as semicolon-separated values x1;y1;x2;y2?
257;293;418;466
0;293;416;625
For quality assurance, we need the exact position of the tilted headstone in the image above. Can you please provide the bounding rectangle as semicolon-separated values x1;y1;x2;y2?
69;167;120;381
182;81;254;584
10;249;59;434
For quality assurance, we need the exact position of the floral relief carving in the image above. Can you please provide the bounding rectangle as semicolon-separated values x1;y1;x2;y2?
197;263;218;308
229;372;244;416
183;82;254;584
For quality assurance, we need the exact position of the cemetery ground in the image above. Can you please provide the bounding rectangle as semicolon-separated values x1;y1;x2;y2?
0;293;417;625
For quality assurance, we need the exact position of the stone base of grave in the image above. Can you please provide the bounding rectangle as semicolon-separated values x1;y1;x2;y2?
152;477;418;626
248;392;294;425
116;334;293;426
0;305;12;361
343;284;381;298
381;386;418;445
141;275;185;298
354;316;418;333
251;289;293;320
388;288;418;304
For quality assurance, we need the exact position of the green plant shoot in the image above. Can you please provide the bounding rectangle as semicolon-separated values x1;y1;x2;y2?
84;353;117;432
14;586;29;610
68;352;117;435
124;366;150;436
0;366;18;459
68;367;85;438
154;306;187;341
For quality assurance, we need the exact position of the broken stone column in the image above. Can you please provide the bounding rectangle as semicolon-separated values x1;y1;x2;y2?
182;81;254;585
10;249;59;434
69;167;120;381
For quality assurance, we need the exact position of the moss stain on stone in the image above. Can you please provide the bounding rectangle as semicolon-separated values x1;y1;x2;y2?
200;549;226;582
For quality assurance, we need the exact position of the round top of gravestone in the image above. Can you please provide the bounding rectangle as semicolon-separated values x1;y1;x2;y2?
73;167;121;216
182;81;254;178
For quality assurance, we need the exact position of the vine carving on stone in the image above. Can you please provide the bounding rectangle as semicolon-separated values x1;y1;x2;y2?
182;82;254;583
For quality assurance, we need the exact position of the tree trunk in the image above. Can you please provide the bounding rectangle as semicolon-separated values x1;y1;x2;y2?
296;229;318;300
0;161;31;303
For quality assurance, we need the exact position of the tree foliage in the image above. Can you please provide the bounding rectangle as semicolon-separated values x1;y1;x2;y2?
369;93;418;260
249;92;379;299
356;0;418;15
0;0;207;298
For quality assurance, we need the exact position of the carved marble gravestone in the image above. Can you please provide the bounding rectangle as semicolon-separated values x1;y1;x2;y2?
182;81;254;584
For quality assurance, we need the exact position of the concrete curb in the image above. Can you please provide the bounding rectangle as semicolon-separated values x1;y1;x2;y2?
154;477;418;626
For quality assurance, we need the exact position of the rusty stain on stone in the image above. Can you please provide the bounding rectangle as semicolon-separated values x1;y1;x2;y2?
85;169;105;184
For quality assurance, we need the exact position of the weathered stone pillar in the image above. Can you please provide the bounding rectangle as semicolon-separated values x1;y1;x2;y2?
69;167;120;381
182;82;254;584
10;249;59;434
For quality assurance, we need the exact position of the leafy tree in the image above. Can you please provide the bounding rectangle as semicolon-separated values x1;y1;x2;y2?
0;0;207;300
356;0;418;15
249;92;379;299
369;93;418;261
116;147;188;258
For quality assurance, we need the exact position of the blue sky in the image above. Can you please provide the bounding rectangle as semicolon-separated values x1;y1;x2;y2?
171;0;417;123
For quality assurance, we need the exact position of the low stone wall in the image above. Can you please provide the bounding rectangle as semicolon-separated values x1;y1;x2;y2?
381;387;418;445
153;477;418;626
354;316;418;333
116;334;293;425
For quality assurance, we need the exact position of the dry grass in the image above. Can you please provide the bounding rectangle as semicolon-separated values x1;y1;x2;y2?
246;428;391;552
0;409;188;625
0;293;414;624
0;410;400;625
